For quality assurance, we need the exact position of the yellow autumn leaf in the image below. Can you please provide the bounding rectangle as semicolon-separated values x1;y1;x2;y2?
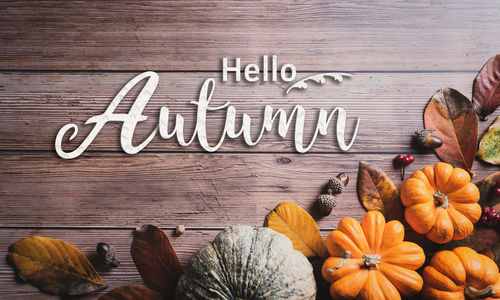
265;201;325;258
8;236;107;295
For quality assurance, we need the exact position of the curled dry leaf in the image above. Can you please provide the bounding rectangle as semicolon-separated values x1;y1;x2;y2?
477;116;500;165
8;236;107;295
473;54;500;120
476;171;500;209
131;224;183;298
98;285;163;300
424;88;478;172
357;161;402;221
265;201;325;258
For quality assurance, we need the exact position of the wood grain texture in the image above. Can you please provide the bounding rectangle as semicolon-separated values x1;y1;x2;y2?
0;152;496;228
1;0;499;298
0;0;499;71
0;72;494;152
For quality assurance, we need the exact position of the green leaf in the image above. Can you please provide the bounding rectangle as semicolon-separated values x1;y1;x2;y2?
477;116;500;165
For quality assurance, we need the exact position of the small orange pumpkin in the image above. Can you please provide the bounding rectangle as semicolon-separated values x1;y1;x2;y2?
422;247;500;299
322;211;425;300
401;162;481;244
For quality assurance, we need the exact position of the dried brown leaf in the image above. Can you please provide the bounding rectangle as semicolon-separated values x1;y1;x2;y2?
439;227;500;258
131;224;183;298
357;161;402;221
98;285;163;300
8;236;107;295
476;171;500;209
265;201;325;258
424;88;478;172
473;54;500;120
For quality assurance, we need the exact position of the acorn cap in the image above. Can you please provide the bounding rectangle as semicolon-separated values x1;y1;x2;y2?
104;245;120;268
328;173;349;195
415;130;431;145
318;194;337;215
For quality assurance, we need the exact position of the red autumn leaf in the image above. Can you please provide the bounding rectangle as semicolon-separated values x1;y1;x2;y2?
424;88;478;172
131;224;183;298
98;285;163;300
473;54;500;121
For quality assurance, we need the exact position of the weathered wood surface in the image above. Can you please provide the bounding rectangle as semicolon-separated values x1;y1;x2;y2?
0;152;497;228
1;1;500;71
0;72;494;152
1;0;500;298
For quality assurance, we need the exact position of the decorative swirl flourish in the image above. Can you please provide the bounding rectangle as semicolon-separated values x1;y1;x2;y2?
285;72;353;94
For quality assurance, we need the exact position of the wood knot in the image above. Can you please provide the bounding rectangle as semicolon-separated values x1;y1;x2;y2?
277;157;291;164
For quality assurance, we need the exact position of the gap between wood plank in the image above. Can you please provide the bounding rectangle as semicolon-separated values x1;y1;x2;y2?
0;149;430;155
0;69;478;74
0;226;416;232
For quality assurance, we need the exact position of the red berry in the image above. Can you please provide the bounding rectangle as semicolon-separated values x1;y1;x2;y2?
482;215;489;224
494;187;500;196
496;179;500;187
484;206;491;214
404;155;414;165
495;213;500;223
394;154;405;165
490;208;497;216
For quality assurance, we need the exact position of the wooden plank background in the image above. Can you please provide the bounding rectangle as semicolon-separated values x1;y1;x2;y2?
0;0;499;298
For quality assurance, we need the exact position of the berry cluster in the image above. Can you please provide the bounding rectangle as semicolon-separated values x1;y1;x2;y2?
481;206;500;227
479;180;500;228
394;154;414;166
394;154;414;180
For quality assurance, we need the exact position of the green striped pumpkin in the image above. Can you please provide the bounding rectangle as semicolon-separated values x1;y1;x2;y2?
176;226;316;300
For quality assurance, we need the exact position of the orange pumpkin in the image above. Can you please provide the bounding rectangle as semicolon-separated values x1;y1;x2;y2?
322;211;425;300
422;247;500;299
401;162;481;244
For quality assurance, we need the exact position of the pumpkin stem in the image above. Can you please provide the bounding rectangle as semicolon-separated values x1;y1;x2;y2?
362;254;381;270
464;285;495;299
433;191;449;209
327;251;351;273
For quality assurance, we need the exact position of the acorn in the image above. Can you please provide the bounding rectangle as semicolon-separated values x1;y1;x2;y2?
96;242;120;268
327;173;349;195
175;225;186;236
318;194;337;215
415;129;442;149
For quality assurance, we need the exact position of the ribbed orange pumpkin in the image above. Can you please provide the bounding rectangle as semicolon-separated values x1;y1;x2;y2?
422;247;500;299
401;162;481;244
322;211;425;300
